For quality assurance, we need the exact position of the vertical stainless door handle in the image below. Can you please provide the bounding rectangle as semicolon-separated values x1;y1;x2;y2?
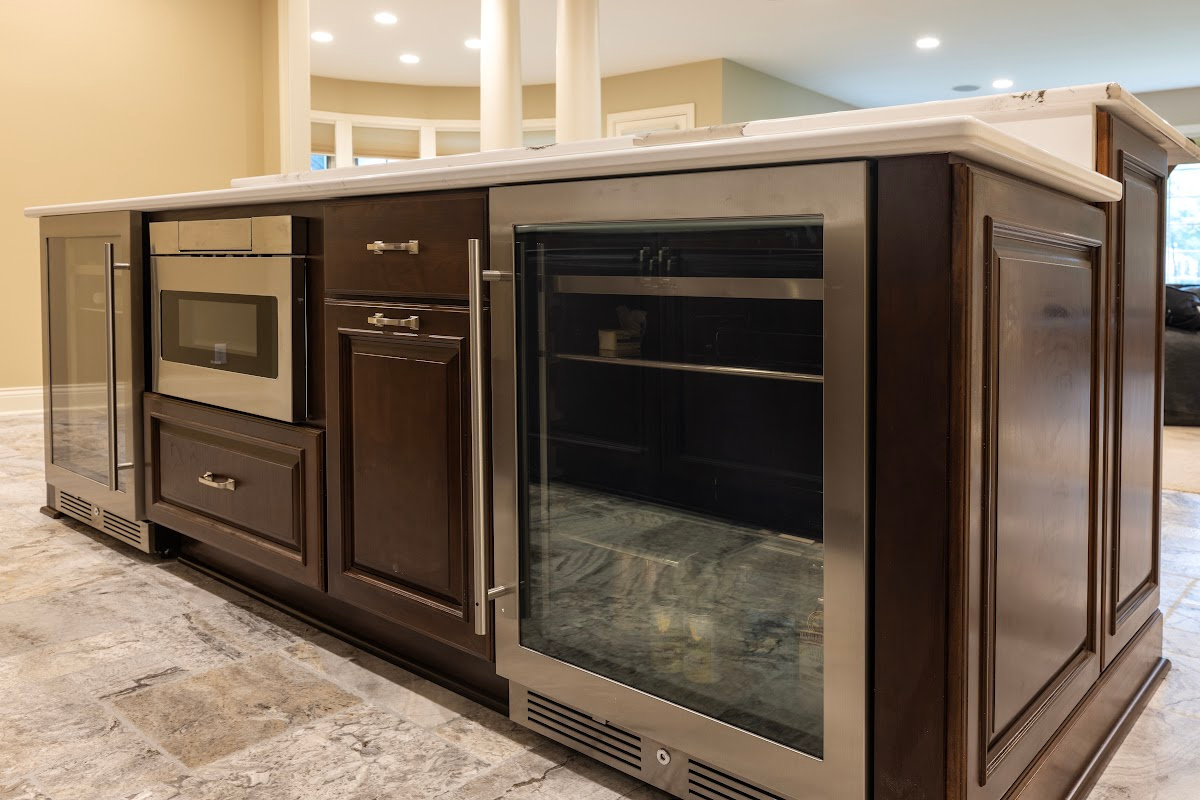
103;242;119;491
468;238;490;637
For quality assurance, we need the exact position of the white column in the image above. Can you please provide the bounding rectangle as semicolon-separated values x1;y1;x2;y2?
277;0;311;172
555;0;601;143
419;126;438;159
480;0;523;151
333;119;354;168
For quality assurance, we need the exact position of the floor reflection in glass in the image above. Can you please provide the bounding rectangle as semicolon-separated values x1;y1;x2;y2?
521;481;825;757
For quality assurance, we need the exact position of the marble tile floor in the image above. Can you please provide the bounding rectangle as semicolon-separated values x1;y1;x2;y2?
0;409;1197;799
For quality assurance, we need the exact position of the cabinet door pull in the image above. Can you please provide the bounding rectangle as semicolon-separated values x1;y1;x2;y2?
198;472;237;491
367;313;420;330
367;240;419;255
468;237;490;637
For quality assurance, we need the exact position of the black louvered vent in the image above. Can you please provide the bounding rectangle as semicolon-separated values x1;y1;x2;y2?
102;510;144;547
688;760;787;800
525;691;643;772
59;491;96;521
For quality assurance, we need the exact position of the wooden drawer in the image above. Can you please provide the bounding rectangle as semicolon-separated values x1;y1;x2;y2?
144;393;325;589
325;191;486;299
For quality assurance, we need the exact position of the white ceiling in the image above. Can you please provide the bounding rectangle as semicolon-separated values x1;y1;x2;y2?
309;0;1200;107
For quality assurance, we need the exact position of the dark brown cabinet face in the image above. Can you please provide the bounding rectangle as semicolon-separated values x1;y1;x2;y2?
325;300;489;657
324;193;486;299
1098;113;1167;669
144;393;325;588
953;165;1107;800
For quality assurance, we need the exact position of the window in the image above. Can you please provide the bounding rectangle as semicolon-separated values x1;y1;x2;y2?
310;153;334;170
1167;162;1200;284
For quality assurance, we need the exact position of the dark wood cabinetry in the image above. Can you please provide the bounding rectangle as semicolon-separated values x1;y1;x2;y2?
324;300;489;657
144;393;325;588
1097;112;1168;669
875;156;1167;800
324;192;487;299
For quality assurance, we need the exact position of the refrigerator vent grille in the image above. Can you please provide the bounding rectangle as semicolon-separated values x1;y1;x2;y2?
102;510;145;547
688;761;786;800
59;491;97;521
525;691;642;771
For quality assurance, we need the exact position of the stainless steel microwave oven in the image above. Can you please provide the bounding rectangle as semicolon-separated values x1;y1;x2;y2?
149;216;306;422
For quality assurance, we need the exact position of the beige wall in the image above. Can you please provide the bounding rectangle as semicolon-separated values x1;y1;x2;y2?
722;60;855;123
1140;87;1200;133
0;0;277;390
312;58;845;131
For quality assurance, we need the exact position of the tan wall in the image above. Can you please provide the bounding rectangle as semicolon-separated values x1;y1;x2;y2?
1140;86;1200;131
312;58;837;130
0;0;276;390
601;60;726;127
722;60;856;123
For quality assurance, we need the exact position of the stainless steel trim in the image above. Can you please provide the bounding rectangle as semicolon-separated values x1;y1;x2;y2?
366;313;420;330
198;472;237;491
487;585;515;601
488;162;871;800
367;239;420;255
468;238;490;637
103;242;119;492
179;218;252;251
553;353;824;383
150;216;303;255
551;275;823;300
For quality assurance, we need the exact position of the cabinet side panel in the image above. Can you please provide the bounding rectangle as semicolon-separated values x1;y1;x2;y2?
1097;111;1167;667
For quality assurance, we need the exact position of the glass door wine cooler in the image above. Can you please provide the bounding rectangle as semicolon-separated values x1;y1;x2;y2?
488;163;870;800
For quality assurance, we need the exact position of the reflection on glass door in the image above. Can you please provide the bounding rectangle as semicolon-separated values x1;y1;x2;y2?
46;236;129;492
515;219;827;756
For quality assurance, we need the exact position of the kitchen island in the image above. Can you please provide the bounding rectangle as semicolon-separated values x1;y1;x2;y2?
27;86;1199;800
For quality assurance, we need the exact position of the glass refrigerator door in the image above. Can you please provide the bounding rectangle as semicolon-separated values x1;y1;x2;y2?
46;235;131;493
515;218;827;757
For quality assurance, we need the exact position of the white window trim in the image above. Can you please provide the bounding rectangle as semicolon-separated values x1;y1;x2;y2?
606;103;696;138
311;110;556;162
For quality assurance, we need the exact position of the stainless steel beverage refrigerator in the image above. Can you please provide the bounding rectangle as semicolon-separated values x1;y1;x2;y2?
486;163;870;800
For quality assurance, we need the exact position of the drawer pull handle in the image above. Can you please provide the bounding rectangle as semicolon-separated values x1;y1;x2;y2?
198;472;237;491
367;313;420;330
367;239;419;255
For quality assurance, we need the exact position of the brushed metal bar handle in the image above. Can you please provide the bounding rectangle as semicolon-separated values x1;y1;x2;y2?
198;471;237;491
468;237;490;637
482;270;512;282
104;242;118;492
367;313;420;330
367;239;419;255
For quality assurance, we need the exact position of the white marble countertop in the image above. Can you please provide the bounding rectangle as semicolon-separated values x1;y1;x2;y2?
25;114;1123;217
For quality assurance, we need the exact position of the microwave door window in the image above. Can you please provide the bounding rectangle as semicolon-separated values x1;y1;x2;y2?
160;291;278;378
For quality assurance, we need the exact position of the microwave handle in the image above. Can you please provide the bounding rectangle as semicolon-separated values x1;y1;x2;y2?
468;238;491;637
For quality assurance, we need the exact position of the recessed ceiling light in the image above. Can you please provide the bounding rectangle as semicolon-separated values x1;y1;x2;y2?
915;36;940;50
992;78;1014;89
465;38;483;49
953;84;981;92
399;53;420;64
374;11;398;24
311;31;333;43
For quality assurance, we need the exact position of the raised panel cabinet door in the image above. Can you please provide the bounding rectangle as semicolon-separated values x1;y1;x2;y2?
1098;112;1168;669
952;164;1107;800
325;299;490;657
